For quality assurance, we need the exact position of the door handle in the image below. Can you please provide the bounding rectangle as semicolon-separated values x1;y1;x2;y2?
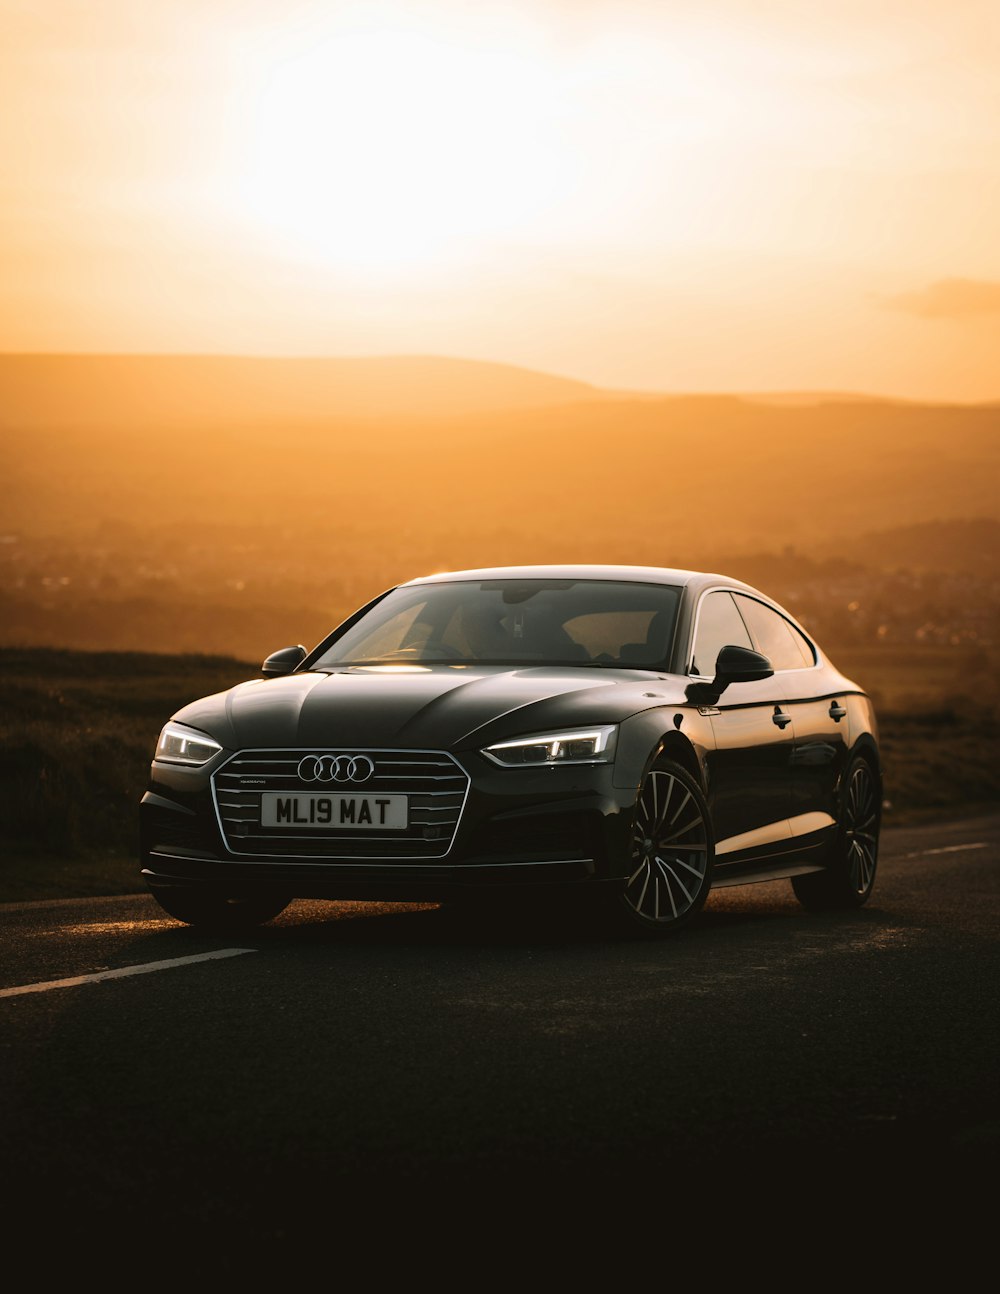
829;702;847;721
772;708;792;729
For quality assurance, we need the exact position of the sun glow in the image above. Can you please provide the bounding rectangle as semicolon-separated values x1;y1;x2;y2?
3;2;999;398
238;26;578;271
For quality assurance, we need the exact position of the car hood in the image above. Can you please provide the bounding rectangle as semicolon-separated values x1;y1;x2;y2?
172;664;685;753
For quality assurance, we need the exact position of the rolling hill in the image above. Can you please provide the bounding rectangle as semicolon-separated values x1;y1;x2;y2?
1;352;997;660
0;353;605;430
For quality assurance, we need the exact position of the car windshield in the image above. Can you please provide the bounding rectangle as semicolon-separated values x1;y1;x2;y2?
311;579;682;669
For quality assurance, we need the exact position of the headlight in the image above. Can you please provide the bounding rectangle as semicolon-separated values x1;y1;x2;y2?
482;724;618;767
154;721;223;766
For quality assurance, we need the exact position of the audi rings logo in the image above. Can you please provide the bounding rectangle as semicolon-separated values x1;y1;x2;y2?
297;753;376;784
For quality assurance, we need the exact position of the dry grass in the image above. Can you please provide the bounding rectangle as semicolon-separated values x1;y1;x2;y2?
0;648;256;900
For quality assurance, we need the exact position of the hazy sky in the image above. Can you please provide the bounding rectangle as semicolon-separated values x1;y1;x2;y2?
2;0;999;398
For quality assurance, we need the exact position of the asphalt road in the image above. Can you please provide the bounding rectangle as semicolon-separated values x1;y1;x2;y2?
2;813;998;1272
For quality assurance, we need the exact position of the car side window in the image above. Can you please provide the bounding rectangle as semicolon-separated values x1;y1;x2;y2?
734;595;815;670
690;591;753;676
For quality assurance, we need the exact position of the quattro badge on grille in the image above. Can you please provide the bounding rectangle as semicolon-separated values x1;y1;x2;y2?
297;754;376;784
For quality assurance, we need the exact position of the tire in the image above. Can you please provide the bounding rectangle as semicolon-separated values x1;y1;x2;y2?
614;759;714;937
791;754;880;911
148;887;291;931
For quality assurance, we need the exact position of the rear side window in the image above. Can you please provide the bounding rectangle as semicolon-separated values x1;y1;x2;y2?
690;591;753;676
734;595;815;671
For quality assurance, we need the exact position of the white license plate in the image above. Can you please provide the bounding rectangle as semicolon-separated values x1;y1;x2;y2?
260;793;408;830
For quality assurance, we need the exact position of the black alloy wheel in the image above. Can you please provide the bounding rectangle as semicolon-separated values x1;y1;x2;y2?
791;754;880;910
618;759;714;936
148;888;291;930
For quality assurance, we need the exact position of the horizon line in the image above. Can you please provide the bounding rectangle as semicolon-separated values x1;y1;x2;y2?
0;350;995;407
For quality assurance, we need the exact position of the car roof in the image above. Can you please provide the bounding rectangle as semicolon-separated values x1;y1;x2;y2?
402;564;752;592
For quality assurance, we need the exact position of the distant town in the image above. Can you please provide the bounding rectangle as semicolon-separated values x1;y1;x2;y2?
1;526;994;661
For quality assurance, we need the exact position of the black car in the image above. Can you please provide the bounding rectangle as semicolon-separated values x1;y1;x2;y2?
140;565;881;935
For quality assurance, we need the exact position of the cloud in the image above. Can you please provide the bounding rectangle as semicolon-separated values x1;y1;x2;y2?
884;278;1000;319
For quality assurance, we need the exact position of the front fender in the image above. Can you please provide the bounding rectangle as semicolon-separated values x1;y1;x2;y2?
613;706;715;793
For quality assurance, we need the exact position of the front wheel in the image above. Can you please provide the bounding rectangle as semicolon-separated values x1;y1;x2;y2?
791;755;880;910
148;887;291;931
614;760;714;937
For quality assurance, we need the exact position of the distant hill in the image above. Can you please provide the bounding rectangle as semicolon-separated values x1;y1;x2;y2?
8;354;986;433
0;353;605;429
816;518;1000;575
739;392;914;407
2;369;997;551
2;352;998;655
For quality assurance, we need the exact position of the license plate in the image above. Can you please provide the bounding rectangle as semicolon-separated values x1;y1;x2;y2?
260;793;408;830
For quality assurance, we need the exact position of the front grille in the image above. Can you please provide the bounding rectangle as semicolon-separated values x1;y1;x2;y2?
212;748;470;860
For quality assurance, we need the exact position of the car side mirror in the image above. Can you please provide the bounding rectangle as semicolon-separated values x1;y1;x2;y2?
261;644;307;677
685;645;773;704
713;645;773;687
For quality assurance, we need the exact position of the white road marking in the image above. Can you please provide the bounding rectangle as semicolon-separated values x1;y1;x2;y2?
921;843;989;856
0;948;257;999
897;842;989;861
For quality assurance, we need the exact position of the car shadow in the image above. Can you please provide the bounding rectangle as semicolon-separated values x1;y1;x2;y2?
122;886;899;956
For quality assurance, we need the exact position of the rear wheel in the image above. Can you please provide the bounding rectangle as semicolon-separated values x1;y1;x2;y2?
791;755;880;910
148;888;291;931
615;759;714;937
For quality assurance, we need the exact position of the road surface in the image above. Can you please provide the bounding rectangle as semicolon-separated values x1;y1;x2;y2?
2;812;997;1271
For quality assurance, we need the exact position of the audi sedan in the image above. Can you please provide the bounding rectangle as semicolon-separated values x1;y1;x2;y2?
139;565;881;935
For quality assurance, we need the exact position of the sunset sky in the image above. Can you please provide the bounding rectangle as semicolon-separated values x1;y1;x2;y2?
2;0;998;400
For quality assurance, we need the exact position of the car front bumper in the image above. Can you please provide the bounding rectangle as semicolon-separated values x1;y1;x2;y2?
139;749;637;903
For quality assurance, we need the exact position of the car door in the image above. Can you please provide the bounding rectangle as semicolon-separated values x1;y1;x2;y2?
733;594;848;853
688;589;794;860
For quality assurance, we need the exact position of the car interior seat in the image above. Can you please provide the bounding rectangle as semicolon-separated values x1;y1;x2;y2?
460;603;514;659
510;606;588;661
618;609;673;666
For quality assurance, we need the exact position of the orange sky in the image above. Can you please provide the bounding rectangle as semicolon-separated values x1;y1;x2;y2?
2;0;998;400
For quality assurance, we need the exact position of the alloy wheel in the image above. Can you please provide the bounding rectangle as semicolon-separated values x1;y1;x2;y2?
624;768;710;924
843;760;879;897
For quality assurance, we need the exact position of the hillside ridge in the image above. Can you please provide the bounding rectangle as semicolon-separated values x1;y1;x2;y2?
0;352;606;426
